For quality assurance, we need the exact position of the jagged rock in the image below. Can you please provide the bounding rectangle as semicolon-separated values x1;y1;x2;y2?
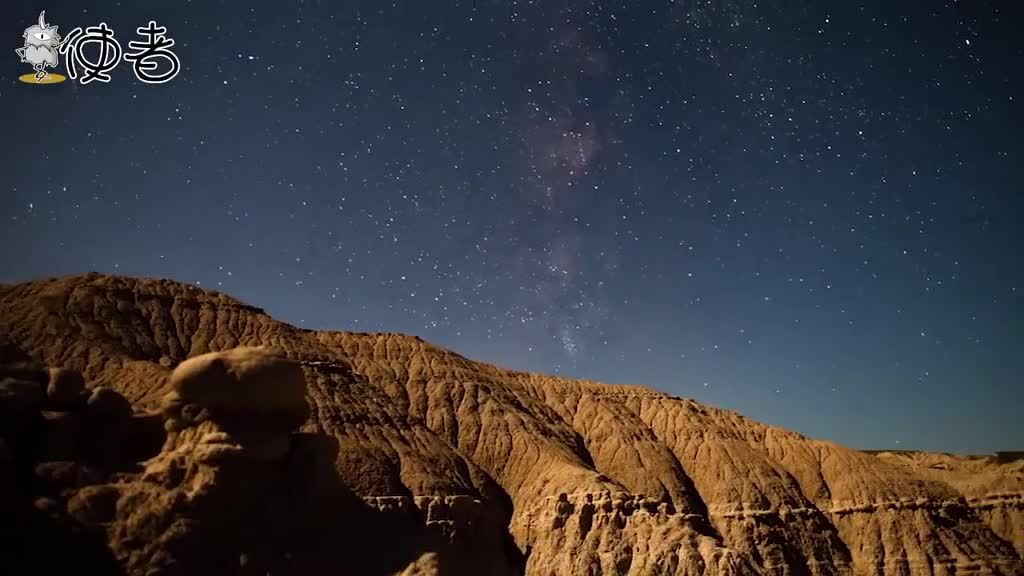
46;367;85;406
67;484;121;525
874;450;1024;558
0;273;1020;576
397;552;442;576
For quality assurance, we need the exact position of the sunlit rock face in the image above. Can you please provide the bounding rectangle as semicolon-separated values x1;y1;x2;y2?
1;273;1021;575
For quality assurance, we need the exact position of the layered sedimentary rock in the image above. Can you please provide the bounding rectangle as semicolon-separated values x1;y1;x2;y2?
0;273;1020;575
872;451;1024;560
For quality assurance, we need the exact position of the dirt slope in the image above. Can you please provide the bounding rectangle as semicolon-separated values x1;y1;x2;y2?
0;273;1020;575
871;451;1024;559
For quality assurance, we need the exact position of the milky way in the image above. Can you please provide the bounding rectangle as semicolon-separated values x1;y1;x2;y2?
2;0;1021;453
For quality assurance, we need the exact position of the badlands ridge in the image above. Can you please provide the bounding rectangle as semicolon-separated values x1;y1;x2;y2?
0;273;1020;575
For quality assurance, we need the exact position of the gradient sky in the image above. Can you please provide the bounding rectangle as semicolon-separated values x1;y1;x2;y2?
2;0;1021;453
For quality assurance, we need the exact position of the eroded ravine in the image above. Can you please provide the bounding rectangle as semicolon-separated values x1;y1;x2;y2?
1;273;1021;575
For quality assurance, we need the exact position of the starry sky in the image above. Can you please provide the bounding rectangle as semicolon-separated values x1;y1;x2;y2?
2;1;1021;453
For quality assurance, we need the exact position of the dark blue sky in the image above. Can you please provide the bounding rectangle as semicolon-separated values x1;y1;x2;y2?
3;0;1021;453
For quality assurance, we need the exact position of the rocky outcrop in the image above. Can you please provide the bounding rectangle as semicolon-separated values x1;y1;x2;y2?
0;273;1021;575
93;346;313;573
514;490;755;575
0;356;163;574
871;450;1024;560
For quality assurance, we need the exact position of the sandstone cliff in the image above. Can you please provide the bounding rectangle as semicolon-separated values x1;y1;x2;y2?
0;273;1020;575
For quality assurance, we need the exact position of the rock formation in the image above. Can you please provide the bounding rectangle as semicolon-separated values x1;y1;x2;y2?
871;451;1024;560
0;273;1020;575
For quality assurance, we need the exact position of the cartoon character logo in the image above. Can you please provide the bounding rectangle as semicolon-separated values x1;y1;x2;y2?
15;11;66;84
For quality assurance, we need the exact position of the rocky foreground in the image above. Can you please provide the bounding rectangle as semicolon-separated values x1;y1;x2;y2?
0;273;1020;576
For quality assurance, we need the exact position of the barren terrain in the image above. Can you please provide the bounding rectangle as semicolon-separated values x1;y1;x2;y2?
1;273;1020;575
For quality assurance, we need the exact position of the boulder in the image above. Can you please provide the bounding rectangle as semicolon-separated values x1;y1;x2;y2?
86;387;133;422
120;414;166;463
83;388;135;468
34;461;104;495
67;484;121;526
46;367;85;406
164;347;308;429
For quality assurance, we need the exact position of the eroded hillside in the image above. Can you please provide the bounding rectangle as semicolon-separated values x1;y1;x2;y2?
1;273;1020;575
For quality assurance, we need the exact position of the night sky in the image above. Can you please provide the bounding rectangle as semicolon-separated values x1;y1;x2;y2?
3;1;1021;453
